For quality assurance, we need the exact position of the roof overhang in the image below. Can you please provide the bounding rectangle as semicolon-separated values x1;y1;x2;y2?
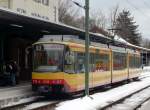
0;7;112;43
0;7;149;51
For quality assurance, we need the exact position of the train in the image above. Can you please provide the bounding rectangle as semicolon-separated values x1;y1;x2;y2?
32;37;142;94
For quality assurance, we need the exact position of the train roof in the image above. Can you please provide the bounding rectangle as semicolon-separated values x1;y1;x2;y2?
33;40;141;54
33;40;111;51
0;7;149;52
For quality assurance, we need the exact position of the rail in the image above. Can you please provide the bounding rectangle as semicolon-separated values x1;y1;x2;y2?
100;85;150;110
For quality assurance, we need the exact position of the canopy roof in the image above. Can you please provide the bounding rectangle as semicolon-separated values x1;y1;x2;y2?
0;7;149;51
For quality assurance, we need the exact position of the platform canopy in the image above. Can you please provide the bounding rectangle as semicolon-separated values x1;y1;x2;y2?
0;7;149;51
0;7;112;42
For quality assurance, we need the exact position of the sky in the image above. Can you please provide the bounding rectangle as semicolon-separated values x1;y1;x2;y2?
73;0;150;40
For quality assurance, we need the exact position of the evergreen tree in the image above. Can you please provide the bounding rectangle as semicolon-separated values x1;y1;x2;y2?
115;10;141;46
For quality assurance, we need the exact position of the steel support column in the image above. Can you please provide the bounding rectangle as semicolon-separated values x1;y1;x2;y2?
85;0;90;96
0;36;4;73
146;51;148;66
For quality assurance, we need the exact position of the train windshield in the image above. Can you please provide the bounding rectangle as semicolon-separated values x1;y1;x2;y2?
33;44;64;72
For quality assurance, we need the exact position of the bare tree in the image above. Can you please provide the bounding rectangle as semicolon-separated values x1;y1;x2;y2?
58;0;70;22
58;0;80;27
58;0;111;36
90;10;107;29
88;10;110;36
75;16;85;29
109;5;120;34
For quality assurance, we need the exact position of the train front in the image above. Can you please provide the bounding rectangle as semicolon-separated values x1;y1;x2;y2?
32;43;65;94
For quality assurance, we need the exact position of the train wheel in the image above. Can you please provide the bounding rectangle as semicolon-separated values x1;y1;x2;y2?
133;77;139;81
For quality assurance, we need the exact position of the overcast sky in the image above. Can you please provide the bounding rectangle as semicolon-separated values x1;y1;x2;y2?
73;0;150;40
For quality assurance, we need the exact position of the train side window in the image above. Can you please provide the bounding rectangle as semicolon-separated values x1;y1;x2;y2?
95;53;110;72
90;53;95;72
129;55;135;68
76;52;85;73
64;48;75;73
135;55;141;68
113;52;127;70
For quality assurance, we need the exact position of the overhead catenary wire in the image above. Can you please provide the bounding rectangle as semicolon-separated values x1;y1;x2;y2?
125;0;150;20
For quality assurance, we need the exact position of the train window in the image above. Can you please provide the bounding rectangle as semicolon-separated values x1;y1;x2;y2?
95;53;110;72
64;50;75;73
90;53;95;72
113;52;127;70
129;55;135;68
129;55;141;68
135;56;141;68
75;52;85;73
33;44;64;72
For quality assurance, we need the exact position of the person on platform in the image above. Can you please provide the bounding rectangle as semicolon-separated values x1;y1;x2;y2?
11;61;20;85
6;60;19;86
5;61;13;85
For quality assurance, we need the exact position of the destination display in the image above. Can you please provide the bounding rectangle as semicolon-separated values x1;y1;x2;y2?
35;44;64;51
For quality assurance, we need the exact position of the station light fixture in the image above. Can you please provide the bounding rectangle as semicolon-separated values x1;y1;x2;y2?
41;30;50;34
10;24;23;28
71;0;85;9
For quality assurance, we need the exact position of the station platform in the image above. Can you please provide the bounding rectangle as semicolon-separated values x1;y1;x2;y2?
0;82;35;108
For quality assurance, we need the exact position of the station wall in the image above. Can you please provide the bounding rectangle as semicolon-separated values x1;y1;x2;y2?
3;36;34;81
0;0;58;22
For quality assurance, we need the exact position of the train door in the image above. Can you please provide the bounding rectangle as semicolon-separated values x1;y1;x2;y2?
129;53;134;79
127;52;129;79
92;49;111;87
89;53;94;89
110;50;113;83
101;50;111;85
75;52;85;91
64;48;78;93
105;50;112;85
112;51;128;83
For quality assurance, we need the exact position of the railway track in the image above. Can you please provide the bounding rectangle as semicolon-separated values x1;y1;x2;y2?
1;94;72;110
1;74;150;110
4;101;59;110
1;96;60;110
101;85;150;110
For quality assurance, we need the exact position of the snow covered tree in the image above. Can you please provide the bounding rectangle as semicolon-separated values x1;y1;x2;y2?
115;10;141;46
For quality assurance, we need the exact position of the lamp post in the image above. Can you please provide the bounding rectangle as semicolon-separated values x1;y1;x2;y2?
71;0;90;96
85;0;90;96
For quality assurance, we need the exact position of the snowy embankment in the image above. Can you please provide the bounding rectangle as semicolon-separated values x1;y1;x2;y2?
56;67;150;110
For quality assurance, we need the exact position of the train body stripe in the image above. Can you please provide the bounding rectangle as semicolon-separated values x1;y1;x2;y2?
32;69;139;92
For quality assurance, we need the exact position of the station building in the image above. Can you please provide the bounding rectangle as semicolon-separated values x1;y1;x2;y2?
0;0;105;82
0;0;60;81
0;0;149;83
0;0;58;22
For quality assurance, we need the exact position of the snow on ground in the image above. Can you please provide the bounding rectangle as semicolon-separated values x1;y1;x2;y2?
24;101;57;110
1;96;39;108
56;67;150;110
140;99;150;110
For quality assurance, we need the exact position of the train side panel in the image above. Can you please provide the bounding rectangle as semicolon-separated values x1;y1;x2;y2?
32;41;143;95
129;52;141;79
112;51;128;83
